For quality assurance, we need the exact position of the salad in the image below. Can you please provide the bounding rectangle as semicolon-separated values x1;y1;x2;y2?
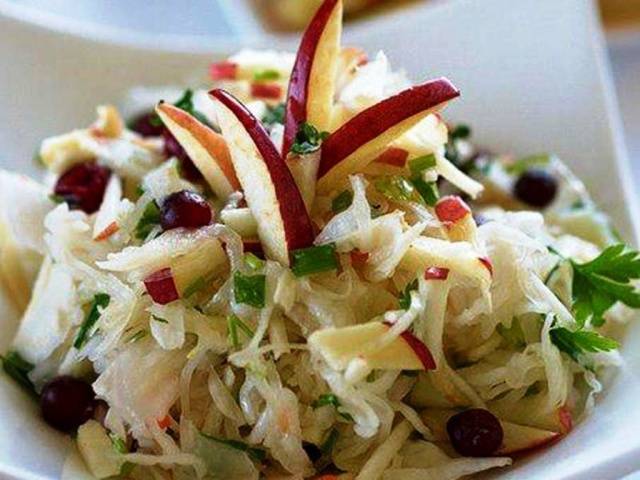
2;0;639;479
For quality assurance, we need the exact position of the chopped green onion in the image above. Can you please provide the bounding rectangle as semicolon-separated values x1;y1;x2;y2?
0;351;35;395
109;433;128;454
74;293;111;349
290;244;338;277
290;122;329;155
374;175;416;202
505;154;551;175
411;176;439;206
233;272;266;308
253;69;280;81
399;279;418;310
135;201;161;240
408;154;436;176
200;433;266;462
262;102;285;126
244;253;265;271
227;314;254;349
331;190;353;214
312;393;353;421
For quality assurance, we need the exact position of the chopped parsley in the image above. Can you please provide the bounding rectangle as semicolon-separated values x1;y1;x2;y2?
570;244;640;327
399;279;418;310
312;393;353;421
170;89;210;126
74;293;111;349
290;244;338;277
227;314;255;349
0;351;36;395
262;102;285;126
331;190;353;214
233;272;266;308
408;154;437;176
134;201;161;240
290;122;329;155
550;327;618;363
411;176;439;206
200;432;266;462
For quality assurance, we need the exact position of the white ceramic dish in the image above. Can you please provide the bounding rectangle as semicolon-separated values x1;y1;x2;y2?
2;0;640;479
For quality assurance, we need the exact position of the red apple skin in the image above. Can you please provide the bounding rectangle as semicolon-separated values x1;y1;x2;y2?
374;147;409;167
318;78;460;179
383;321;436;370
144;268;180;305
210;89;315;253
425;266;449;280
210;61;238;80
478;257;493;276
283;0;341;154
434;195;471;223
251;83;283;100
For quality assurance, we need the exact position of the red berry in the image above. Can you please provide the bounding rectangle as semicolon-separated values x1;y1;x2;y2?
129;111;165;137
40;376;95;432
446;408;503;457
513;169;557;208
54;162;111;214
162;129;203;182
160;190;212;231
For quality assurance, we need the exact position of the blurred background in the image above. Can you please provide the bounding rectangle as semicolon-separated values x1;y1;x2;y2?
2;0;640;172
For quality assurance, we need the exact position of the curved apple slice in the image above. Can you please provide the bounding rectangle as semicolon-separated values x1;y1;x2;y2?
156;102;240;198
317;78;460;193
435;195;477;243
210;89;315;265
283;0;343;154
309;321;435;371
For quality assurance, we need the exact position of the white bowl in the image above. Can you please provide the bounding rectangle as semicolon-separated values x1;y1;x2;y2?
1;0;640;479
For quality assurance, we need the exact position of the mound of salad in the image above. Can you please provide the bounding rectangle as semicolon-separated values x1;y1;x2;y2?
2;1;639;479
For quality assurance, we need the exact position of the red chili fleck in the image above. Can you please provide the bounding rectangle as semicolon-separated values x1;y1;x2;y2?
144;268;179;305
350;250;369;268
425;266;449;280
478;257;493;275
374;147;409;168
209;61;238;80
250;83;282;99
435;195;471;223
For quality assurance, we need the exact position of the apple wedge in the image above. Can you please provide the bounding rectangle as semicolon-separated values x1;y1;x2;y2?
220;207;258;238
317;78;460;193
283;0;343;154
156;102;240;198
93;174;122;241
210;89;315;265
435;195;477;243
309;321;436;371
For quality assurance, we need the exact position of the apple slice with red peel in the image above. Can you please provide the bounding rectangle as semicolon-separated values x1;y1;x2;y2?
286;150;321;211
496;421;561;455
434;195;477;242
283;0;343;154
309;321;435;371
317;78;460;193
374;147;409;168
156;102;240;199
211;89;315;265
93;175;122;241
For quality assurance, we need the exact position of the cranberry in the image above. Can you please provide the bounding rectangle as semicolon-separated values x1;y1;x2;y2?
446;408;503;457
163;130;203;182
513;169;557;208
40;376;96;432
160;190;212;231
129;111;165;137
54;162;111;214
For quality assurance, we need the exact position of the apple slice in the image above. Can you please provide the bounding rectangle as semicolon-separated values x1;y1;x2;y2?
211;89;315;265
282;0;343;154
93;174;122;241
309;321;435;371
434;195;477;243
317;78;460;193
220;207;258;238
496;421;560;455
335;46;368;92
156;102;240;198
286;150;321;211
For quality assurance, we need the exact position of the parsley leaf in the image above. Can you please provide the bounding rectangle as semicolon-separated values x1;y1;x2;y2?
374;175;418;203
571;244;640;327
262;102;285;126
312;394;353;421
233;272;266;308
134;201;161;240
331;190;353;214
172;89;210;125
399;279;418;310
290;122;329;155
550;327;618;363
0;351;36;395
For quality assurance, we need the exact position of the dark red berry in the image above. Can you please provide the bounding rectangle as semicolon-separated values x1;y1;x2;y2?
163;130;203;182
40;376;96;432
129;111;165;137
513;169;557;208
446;408;503;457
160;190;212;231
54;162;111;214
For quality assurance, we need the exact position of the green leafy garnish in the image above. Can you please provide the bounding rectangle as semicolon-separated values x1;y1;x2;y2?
444;123;472;166
550;327;618;363
331;190;353;214
570;244;640;327
233;272;266;308
200;433;266;462
374;175;417;203
172;89;210;126
290;244;338;277
253;69;280;82
262;102;285;126
450;124;471;140
408;154;436;176
399;279;418;310
134;201;161;240
505;154;551;176
109;433;128;454
312;394;353;421
227;314;255;349
0;351;35;394
411;176;439;206
290;122;329;155
74;293;111;349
